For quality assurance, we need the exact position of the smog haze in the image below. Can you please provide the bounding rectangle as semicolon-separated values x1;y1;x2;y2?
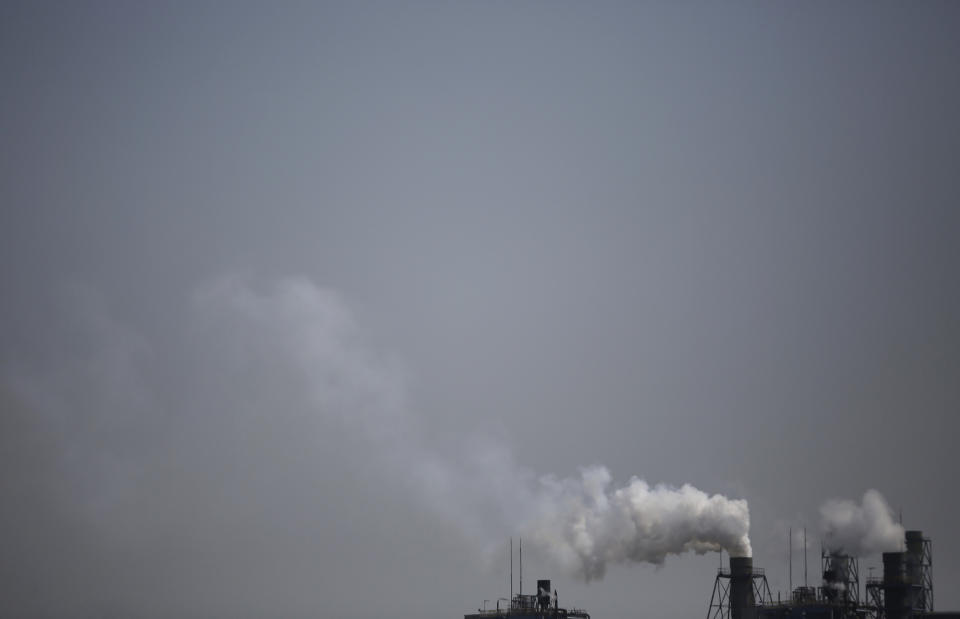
2;3;959;619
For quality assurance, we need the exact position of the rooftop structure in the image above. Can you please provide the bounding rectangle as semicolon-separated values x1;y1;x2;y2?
466;539;590;619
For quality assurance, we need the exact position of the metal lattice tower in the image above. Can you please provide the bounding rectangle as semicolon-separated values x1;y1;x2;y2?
706;565;773;619
865;578;885;619
914;534;934;612
821;550;861;606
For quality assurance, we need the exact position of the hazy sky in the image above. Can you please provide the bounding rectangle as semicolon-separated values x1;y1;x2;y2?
2;3;959;619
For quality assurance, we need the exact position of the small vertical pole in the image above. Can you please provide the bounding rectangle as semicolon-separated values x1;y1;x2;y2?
510;538;513;603
789;527;792;596
520;537;522;598
804;527;808;589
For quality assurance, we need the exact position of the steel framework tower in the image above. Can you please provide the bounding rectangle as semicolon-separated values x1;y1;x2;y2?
707;562;773;619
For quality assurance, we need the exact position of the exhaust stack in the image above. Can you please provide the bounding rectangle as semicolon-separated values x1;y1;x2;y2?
707;556;772;619
729;557;756;619
883;551;911;619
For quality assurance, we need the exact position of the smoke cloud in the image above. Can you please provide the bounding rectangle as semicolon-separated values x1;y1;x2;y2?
1;275;752;612
195;277;754;579
820;489;905;556
525;467;752;580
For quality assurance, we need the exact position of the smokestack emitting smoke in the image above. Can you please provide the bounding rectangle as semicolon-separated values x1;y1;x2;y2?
820;489;905;556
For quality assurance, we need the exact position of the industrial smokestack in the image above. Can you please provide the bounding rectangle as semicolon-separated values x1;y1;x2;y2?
729;557;756;619
883;552;910;619
905;531;923;587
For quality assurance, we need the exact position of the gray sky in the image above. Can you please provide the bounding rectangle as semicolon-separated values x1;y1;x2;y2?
2;3;959;618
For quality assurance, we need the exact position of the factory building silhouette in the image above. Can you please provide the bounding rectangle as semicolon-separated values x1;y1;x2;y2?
464;529;956;619
707;529;958;619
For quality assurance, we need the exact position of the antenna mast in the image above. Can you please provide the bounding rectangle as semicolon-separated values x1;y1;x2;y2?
510;538;513;602
804;527;808;589
789;527;792;595
520;537;523;597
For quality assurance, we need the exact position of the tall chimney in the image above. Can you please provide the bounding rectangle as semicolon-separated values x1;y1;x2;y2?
883;552;910;619
904;531;923;586
729;557;756;619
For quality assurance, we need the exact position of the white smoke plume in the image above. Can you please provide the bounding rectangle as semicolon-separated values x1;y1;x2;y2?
4;275;752;592
524;467;752;580
820;489;905;556
197;277;753;580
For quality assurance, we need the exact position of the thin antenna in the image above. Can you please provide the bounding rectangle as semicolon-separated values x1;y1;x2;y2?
510;538;513;602
899;510;905;551
520;537;523;597
789;527;792;595
804;527;808;589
